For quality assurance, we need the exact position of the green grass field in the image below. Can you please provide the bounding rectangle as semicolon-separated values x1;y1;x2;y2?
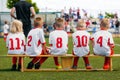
0;37;120;80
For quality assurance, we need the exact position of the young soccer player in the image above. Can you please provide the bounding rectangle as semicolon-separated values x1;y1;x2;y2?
91;18;114;69
26;17;48;69
71;19;92;69
6;20;25;71
3;20;9;41
49;18;68;69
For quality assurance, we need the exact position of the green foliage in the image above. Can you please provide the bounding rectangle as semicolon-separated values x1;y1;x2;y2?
105;12;114;18
7;0;39;13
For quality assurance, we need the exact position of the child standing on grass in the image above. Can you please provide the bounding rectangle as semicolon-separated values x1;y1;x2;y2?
91;18;114;70
26;17;48;69
49;18;68;69
6;20;25;71
3;20;9;41
71;19;92;69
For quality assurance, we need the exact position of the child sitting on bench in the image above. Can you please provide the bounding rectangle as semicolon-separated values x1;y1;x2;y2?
91;18;114;70
71;19;92;69
49;18;68;69
26;17;48;69
6;20;25;71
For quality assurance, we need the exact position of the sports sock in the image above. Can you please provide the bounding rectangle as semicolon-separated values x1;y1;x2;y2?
83;57;90;65
104;57;110;65
73;57;79;66
31;57;40;63
12;57;17;65
39;57;48;64
54;57;59;66
18;57;22;65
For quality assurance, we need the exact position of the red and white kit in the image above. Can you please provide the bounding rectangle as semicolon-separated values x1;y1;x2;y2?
49;30;68;55
91;30;114;56
6;32;25;54
26;28;46;56
72;30;90;57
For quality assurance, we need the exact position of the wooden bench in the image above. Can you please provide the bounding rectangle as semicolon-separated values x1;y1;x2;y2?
1;54;120;72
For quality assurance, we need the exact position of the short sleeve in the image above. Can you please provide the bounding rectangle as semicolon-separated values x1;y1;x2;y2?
39;29;46;44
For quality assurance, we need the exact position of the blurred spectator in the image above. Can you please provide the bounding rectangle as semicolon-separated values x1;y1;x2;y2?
3;21;9;41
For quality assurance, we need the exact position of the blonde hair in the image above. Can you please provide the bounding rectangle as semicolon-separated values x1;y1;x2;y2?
77;19;86;28
100;18;109;28
34;17;43;27
55;18;65;28
10;20;23;33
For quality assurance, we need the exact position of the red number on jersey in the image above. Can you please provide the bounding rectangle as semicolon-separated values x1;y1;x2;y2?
9;38;21;50
27;36;32;46
56;37;62;48
97;36;103;47
76;35;88;47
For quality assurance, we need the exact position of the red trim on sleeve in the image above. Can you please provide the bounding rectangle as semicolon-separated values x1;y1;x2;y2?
49;44;53;46
90;37;94;41
42;42;46;45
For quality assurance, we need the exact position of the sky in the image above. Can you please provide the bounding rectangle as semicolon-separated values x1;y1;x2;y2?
32;0;120;17
33;0;120;10
0;0;120;17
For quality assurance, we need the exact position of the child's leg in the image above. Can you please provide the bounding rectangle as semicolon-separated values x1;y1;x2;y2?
11;57;17;70
12;57;17;65
103;57;110;69
39;57;48;64
27;57;40;69
53;57;62;69
83;57;92;69
18;57;22;71
71;51;79;69
103;49;114;69
34;50;48;69
73;57;79;66
54;57;59;66
31;57;40;63
83;57;90;65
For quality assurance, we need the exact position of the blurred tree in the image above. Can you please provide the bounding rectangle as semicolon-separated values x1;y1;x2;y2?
7;0;39;13
105;12;114;18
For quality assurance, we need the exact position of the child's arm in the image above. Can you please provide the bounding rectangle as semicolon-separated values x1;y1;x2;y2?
108;38;114;48
42;43;47;55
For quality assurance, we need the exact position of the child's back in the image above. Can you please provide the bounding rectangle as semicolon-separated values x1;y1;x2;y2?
72;30;90;57
92;30;114;56
26;28;45;56
49;30;68;55
7;32;25;54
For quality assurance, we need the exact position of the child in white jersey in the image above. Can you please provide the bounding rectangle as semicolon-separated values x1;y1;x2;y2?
49;18;68;69
71;19;92;69
6;20;25;71
26;17;48;69
91;18;114;69
3;21;9;41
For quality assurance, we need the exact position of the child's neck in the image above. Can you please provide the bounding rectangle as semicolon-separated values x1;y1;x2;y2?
100;27;108;30
56;27;63;30
34;26;42;29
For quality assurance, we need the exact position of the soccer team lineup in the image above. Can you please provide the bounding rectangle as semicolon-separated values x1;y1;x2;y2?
1;0;120;72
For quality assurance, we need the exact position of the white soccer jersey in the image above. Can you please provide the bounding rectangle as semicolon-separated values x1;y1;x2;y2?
6;32;25;54
26;28;46;56
72;30;90;57
91;30;114;56
3;24;9;33
49;30;68;55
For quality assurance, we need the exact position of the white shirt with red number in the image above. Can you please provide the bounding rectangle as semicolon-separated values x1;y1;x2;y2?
91;30;114;56
6;32;25;54
3;24;9;33
26;28;46;56
72;30;90;57
49;30;68;55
